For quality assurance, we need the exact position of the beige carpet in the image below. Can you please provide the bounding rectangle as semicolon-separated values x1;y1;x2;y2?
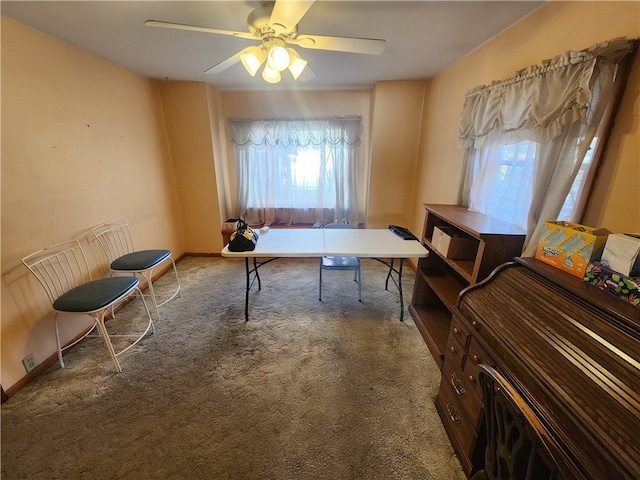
1;256;465;480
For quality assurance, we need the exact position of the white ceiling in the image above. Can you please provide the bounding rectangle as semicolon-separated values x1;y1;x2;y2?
1;1;545;91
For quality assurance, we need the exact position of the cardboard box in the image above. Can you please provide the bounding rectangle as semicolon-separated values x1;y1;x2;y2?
535;221;610;278
431;226;477;260
600;233;640;276
583;262;640;309
222;218;240;231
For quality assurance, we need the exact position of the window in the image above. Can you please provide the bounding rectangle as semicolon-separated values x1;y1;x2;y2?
458;38;636;255
229;116;362;226
247;146;336;209
467;138;596;229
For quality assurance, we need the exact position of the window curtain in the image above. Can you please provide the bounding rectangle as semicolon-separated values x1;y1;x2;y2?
228;116;362;226
458;38;637;255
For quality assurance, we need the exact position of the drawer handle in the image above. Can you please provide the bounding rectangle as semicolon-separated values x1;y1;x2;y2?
446;400;460;423
471;320;480;329
472;354;480;364
453;327;460;335
451;373;466;397
468;375;476;383
450;346;457;354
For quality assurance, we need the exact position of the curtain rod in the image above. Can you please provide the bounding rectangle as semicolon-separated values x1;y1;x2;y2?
228;116;361;123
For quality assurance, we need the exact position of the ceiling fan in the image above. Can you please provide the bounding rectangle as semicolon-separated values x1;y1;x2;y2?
145;0;386;84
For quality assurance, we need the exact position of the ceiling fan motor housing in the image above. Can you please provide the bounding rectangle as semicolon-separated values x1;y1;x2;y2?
247;4;297;39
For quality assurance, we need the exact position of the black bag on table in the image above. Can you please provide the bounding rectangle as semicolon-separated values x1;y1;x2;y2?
228;220;259;252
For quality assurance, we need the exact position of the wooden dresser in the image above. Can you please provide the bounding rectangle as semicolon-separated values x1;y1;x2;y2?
438;256;640;479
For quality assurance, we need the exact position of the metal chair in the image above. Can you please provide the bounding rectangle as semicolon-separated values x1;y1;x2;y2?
91;220;180;322
319;223;362;301
22;240;155;372
471;365;569;480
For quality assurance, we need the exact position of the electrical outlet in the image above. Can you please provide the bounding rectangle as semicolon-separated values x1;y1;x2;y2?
22;353;36;373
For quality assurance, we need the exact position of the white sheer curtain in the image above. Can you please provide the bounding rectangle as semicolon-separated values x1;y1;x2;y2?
458;38;637;255
228;116;362;226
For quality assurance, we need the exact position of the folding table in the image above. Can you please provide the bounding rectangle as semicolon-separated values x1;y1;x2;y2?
222;228;429;321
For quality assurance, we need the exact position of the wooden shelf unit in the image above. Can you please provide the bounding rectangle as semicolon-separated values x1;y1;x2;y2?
409;204;526;368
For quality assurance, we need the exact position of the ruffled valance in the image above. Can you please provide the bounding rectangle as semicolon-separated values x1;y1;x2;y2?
458;38;636;148
228;116;362;149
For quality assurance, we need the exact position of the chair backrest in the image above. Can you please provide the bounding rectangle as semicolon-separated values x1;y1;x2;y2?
91;220;135;263
325;223;355;229
475;365;568;480
22;240;93;304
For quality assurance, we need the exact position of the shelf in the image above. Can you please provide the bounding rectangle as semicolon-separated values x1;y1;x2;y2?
423;204;526;237
409;205;529;477
424;240;475;282
419;266;467;310
410;205;526;369
409;303;451;368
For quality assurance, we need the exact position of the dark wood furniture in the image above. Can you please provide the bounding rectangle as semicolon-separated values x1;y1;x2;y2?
470;364;569;480
439;256;640;479
409;204;526;369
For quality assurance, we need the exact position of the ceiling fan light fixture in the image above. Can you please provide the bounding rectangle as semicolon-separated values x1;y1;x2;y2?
267;44;291;72
286;48;307;80
262;65;281;84
240;46;266;76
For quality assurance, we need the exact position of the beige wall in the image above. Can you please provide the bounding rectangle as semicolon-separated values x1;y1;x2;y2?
368;81;425;228
157;81;222;254
410;0;640;237
1;17;184;391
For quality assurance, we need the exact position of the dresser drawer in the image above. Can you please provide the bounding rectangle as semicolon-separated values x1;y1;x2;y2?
463;337;495;399
445;331;465;369
436;378;478;476
442;355;484;431
450;311;470;347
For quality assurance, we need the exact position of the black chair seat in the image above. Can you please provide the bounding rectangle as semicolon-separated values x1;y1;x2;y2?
111;249;171;271
53;276;138;312
23;239;155;372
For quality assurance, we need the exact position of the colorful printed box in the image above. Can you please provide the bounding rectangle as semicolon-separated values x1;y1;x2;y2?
583;262;640;309
534;221;610;278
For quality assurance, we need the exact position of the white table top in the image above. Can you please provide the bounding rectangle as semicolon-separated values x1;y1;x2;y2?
221;228;428;258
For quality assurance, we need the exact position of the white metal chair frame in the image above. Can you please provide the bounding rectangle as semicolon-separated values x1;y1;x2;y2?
91;220;181;322
319;223;362;302
22;239;155;372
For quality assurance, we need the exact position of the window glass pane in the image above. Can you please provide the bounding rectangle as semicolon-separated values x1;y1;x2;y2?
491;142;536;226
558;137;597;221
471;137;595;227
469;141;536;228
246;146;338;209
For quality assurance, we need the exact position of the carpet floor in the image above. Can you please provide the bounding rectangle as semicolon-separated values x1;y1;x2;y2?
2;256;465;480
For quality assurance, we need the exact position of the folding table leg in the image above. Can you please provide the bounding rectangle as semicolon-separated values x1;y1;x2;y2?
243;256;277;321
378;257;405;321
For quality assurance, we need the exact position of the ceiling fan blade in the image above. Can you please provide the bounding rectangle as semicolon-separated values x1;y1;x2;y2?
291;34;386;55
145;20;257;41
204;48;247;74
270;0;315;32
